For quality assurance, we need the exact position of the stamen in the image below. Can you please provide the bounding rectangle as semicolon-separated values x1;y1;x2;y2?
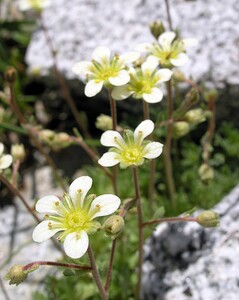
48;222;52;229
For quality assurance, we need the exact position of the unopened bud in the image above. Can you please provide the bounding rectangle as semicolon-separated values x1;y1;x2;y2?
39;129;56;146
104;215;125;239
96;114;113;131
11;144;26;161
149;21;165;40
204;89;218;102
5;67;17;83
196;211;219;227
172;121;190;138
173;70;186;82
185;88;199;106
198;163;214;183
54;132;71;149
4;265;27;286
184;108;206;125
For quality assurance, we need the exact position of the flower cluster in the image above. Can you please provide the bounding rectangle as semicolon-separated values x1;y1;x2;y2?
33;176;121;258
98;120;163;169
0;143;13;172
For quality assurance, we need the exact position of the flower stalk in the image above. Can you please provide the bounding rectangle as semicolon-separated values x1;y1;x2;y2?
164;79;176;207
23;261;92;272
133;167;144;300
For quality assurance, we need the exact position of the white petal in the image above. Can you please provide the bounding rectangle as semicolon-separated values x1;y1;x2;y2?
100;130;126;149
111;85;133;100
85;80;103;97
119;52;140;64
92;46;111;64
69;176;93;208
143;142;164;159
98;152;120;167
170;53;188;67
72;61;92;76
89;195;121;219
159;31;176;49
155;69;173;83
143;88;163;104
141;56;159;76
63;231;89;259
0;143;4;156
0;155;12;169
109;70;130;86
134;120;154;144
35;195;62;214
182;38;198;48
32;220;63;243
135;43;153;52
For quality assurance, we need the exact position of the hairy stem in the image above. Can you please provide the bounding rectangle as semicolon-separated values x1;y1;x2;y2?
87;244;108;300
143;216;197;227
133;167;144;300
23;261;91;271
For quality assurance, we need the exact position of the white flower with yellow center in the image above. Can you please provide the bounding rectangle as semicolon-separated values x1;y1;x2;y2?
98;120;163;169
0;143;13;172
18;0;50;11
32;176;121;259
72;47;140;97
112;56;173;103
137;31;197;68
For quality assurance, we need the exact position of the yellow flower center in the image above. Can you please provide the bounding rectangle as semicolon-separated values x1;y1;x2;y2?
28;0;42;9
121;146;142;164
65;210;91;231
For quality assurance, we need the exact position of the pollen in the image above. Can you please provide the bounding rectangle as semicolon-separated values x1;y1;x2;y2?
48;222;52;229
55;201;60;206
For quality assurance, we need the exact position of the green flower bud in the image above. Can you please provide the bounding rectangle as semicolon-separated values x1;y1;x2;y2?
172;121;190;138
54;132;71;149
96;114;113;131
39;129;56;146
104;215;125;239
196;211;219;228
5;67;17;83
149;21;165;40
184;108;206;125
198;163;214;183
203;89;218;102
4;265;27;286
173;70;186;82
11;144;26;161
185;88;199;106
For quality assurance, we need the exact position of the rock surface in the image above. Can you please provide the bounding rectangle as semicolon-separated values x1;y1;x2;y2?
142;184;239;300
25;0;239;87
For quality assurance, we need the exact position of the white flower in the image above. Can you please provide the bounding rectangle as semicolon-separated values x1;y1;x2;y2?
0;143;13;172
98;120;163;169
72;47;140;97
32;176;121;259
137;31;197;68
18;0;50;12
112;56;173;103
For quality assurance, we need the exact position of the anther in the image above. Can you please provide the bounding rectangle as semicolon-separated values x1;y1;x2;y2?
48;222;52;229
55;201;60;206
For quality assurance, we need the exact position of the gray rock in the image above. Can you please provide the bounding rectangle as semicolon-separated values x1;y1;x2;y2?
142;184;239;300
25;0;239;87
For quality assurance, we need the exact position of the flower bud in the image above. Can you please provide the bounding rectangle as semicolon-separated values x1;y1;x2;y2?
5;67;17;83
149;21;165;40
54;132;71;149
184;108;206;125
196;211;219;228
198;163;214;183
4;265;27;286
173;70;186;82
172;121;190;138
104;215;125;239
203;89;218;102
11;144;26;161
39;129;56;146
96;114;113;131
185;88;199;106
